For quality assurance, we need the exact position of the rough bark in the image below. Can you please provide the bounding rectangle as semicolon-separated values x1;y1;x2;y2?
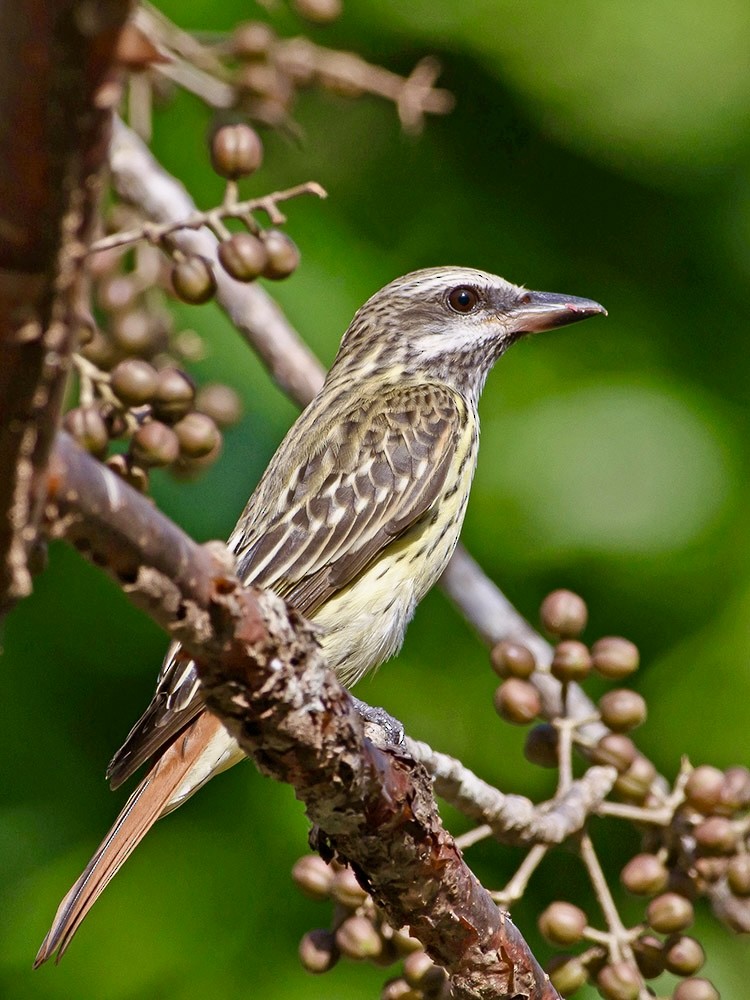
0;0;132;611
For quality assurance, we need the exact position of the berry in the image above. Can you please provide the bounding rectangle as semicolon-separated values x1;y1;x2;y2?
620;853;668;896
210;124;263;179
110;359;159;406
171;255;216;304
131;421;180;467
598;689;647;732
174;412;220;459
152;367;195;422
591;636;639;679
551;640;592;682
291;855;333;900
490;640;535;679
494;678;541;725
262;229;300;279
646;892;694;934
298;929;338;973
540;589;588;638
218;232;268;281
538;902;587;946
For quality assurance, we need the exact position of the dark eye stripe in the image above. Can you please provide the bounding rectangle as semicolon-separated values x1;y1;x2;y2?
447;286;480;314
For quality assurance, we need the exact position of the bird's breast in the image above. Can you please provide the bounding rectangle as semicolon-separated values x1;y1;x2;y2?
314;416;479;686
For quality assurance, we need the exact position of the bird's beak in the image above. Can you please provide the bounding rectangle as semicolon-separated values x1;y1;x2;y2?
510;290;607;335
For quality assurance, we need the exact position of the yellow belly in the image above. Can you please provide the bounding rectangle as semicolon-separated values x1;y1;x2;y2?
313;418;478;685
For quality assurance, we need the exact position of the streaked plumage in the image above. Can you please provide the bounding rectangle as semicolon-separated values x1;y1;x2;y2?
36;266;605;964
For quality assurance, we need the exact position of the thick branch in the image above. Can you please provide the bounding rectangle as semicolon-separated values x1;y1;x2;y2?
0;0;132;611
46;430;558;1000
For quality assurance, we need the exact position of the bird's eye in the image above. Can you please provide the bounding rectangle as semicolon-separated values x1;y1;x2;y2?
447;286;480;314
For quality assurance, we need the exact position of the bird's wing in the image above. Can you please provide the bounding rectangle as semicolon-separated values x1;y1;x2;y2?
107;383;462;788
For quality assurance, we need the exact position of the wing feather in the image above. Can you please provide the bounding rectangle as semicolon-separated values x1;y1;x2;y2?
107;383;462;787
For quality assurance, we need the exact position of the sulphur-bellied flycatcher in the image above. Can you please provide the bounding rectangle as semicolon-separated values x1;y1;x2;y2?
36;266;605;964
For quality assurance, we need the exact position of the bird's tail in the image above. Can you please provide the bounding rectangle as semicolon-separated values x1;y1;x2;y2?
34;711;240;966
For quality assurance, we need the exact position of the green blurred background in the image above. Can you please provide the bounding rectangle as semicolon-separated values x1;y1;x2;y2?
3;1;750;996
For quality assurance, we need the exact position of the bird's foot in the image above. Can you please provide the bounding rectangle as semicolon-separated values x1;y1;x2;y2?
350;696;405;747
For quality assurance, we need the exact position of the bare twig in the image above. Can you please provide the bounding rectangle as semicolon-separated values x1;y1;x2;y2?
407;737;616;845
88;180;326;254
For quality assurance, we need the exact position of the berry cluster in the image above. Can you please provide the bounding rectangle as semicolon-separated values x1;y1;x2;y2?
170;124;301;305
287;588;743;998
490;590;734;1000
66;117;317;489
293;856;448;1000
68;219;242;491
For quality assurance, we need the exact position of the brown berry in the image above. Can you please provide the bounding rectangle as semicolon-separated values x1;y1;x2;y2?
632;934;665;979
231;21;275;60
291;855;333;900
131;421;180;467
174;412;220;459
727;854;750;896
293;0;342;24
620;853;668;896
211;124;263;179
298;928;339;973
591;636;640;679
218;232;268;281
110;310;163;356
330;865;367;908
538;901;587;946
196;383;242;427
262;229;300;279
402;950;434;988
152;367;195;422
391;927;422;955
110;359;159;406
80;329;117;369
546;953;588;995
646;892;694;934
720;766;750;812
590;733;637;772
598;689;647;732
335;915;382;960
595;961;640;1000
614;755;656;802
493;678;541;725
694;816;737;855
63;406;109;457
551;640;592;682
97;273;138;313
664;934;705;976
524;723;559;768
171;255;217;304
673;978;720;1000
540;589;588;638
684;765;725;814
490;640;535;679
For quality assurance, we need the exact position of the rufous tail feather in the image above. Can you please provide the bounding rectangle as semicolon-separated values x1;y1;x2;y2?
34;712;223;966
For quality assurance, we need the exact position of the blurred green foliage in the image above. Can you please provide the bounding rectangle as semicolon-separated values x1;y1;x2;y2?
3;2;750;997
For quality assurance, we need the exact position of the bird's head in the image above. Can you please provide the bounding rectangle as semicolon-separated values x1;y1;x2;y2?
333;266;606;402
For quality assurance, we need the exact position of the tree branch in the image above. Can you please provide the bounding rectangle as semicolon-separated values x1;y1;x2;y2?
0;0;132;612
46;431;560;1000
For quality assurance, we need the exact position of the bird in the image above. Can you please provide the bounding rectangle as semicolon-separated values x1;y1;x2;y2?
35;266;605;965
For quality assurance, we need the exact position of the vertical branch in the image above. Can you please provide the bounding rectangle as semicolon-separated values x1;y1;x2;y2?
0;0;132;611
